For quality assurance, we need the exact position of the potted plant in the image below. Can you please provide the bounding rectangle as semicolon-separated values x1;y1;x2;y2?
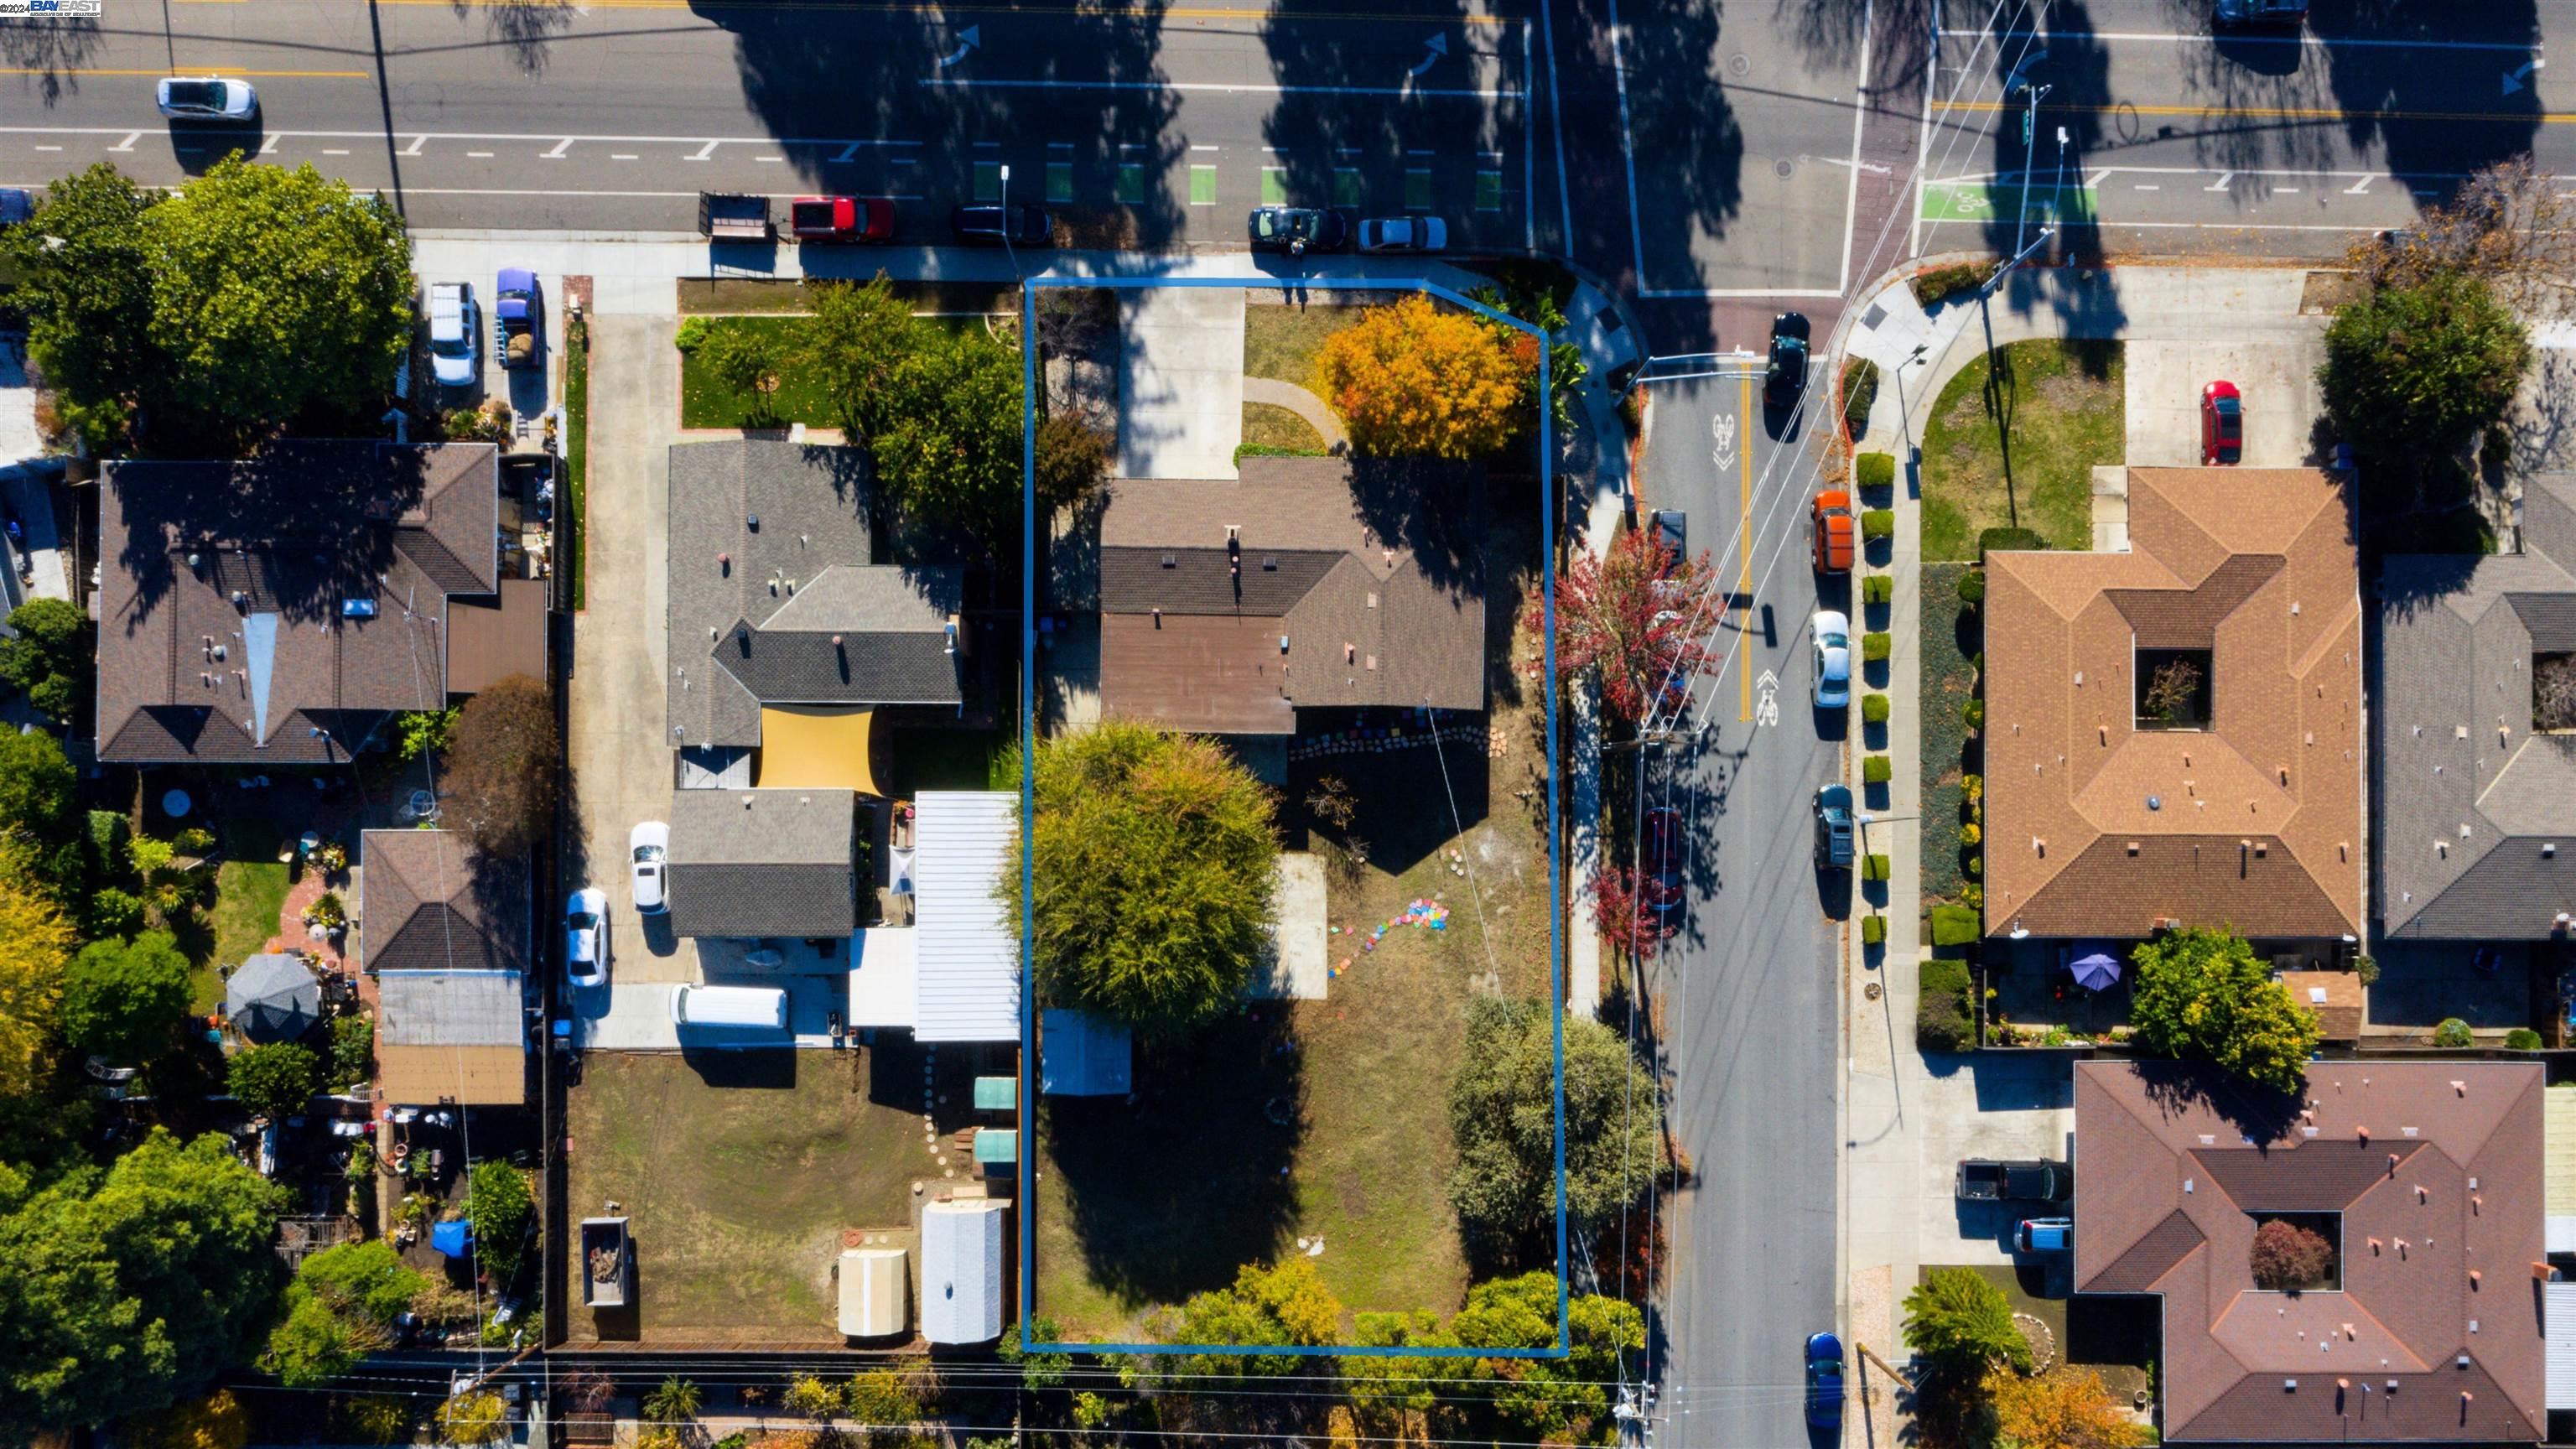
313;839;348;875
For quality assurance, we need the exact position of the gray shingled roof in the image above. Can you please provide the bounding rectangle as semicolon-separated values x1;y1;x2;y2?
2376;475;2576;938
97;443;502;764
667;441;960;748
359;829;531;975
665;788;859;937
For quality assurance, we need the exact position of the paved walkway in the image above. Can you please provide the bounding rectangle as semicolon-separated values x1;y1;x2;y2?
1241;375;1348;452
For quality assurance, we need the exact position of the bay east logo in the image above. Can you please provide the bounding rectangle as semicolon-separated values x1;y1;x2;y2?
0;0;106;14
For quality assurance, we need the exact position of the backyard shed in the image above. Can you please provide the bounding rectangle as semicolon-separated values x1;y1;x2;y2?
921;1197;1006;1344
912;792;1020;1042
226;953;320;1042
377;969;527;1105
838;1246;908;1338
1041;1009;1133;1097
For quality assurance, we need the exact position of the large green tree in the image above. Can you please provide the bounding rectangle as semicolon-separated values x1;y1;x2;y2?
465;1161;534;1289
2127;927;2320;1094
0;164;158;450
1010;720;1279;1037
60;931;191;1065
1447;1273;1644;1444
2319;268;2530;514
1147;1258;1341;1379
1903;1266;2032;1376
0;1129;286;1436
261;1239;422;1388
0;599;93;726
444;675;560;859
1447;997;1666;1257
0;838;75;1103
141;158;415;450
226;1041;319;1124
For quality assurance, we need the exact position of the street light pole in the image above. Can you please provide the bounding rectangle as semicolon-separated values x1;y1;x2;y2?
998;164;1016;277
1892;342;1929;462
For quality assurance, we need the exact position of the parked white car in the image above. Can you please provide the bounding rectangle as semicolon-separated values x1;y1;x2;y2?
565;886;609;989
1356;215;1448;253
630;822;669;916
155;76;257;122
427;283;479;390
1811;610;1852;709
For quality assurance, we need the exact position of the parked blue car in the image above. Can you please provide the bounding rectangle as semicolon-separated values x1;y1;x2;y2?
1805;1332;1845;1430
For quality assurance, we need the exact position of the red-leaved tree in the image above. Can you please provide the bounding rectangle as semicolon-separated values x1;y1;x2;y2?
1592;864;1676;960
1527;527;1721;727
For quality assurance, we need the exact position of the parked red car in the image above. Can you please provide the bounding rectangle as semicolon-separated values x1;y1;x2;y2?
2201;379;2242;465
1644;806;1684;912
789;195;895;243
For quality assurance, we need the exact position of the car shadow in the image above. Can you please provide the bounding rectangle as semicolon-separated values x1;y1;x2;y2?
168;121;263;176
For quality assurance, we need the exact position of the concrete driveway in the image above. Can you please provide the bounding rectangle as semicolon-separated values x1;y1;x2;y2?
1117;286;1244;480
2124;335;2327;469
564;312;699;995
1909;1053;2075;1269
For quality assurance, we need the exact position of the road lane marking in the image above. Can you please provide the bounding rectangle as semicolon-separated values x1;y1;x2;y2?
689;140;720;159
2345;175;2373;194
1940;26;2542;51
2206;172;2233;190
109;131;140;151
322;147;350;154
612;153;640;160
544;138;574;158
402;134;426;154
2134;184;2159;190
467;150;494;157
924;77;1524;96
1936;97;2576;126
31;144;60;152
260;134;281;153
1737;375;1753;724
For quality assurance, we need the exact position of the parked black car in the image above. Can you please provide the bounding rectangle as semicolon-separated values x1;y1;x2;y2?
1956;1159;2073;1203
949;203;1052;247
1249;205;1350;256
1766;312;1811;408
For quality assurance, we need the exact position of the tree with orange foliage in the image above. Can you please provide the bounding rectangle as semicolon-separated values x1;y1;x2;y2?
1982;1366;2148;1449
1524;525;1722;727
1312;295;1528;460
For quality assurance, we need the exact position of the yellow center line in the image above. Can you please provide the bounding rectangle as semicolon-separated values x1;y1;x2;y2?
1738;375;1753;724
0;66;371;77
1935;97;2576;126
176;0;1516;21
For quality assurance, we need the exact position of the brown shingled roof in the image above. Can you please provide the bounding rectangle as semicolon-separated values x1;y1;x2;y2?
1096;456;1485;734
1984;468;2363;940
2074;1060;2544;1443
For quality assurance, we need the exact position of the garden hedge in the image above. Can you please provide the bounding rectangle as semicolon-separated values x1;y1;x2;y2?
1955;569;1987;605
2506;1027;2544;1051
1862;915;1886;946
1862;693;1889;724
1862;631;1892;662
1863;756;1892;785
2435;1018;2473;1048
1978;527;2043;558
1929;903;1981;947
1911;262;1987;309
1863;852;1891;881
1918;958;1976;1052
1862;574;1894;605
1856;450;1896;492
1862;508;1896;541
1841;358;1881;439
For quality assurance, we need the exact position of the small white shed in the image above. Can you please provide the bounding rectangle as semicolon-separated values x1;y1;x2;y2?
837;1246;907;1339
921;1197;1007;1345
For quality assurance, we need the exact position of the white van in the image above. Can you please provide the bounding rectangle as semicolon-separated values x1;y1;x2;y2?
670;984;788;1032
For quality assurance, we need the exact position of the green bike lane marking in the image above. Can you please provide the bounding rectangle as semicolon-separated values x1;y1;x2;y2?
1920;179;2101;226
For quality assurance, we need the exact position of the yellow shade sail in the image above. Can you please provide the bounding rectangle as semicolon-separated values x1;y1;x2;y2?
756;704;883;797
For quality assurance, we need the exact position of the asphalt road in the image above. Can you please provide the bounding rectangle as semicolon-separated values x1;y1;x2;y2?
1918;0;2568;262
1630;361;1842;1449
0;0;1545;240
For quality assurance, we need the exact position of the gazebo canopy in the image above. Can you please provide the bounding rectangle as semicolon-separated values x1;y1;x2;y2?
227;953;320;1042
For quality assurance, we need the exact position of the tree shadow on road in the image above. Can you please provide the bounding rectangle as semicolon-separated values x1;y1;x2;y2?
0;17;101;106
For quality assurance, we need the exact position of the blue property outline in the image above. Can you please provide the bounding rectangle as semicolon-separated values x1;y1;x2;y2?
1017;272;1566;1360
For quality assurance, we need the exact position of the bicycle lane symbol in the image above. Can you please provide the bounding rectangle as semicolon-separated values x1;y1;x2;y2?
1710;412;1737;472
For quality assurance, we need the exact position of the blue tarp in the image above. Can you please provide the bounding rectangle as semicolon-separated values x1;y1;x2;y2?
431;1218;471;1259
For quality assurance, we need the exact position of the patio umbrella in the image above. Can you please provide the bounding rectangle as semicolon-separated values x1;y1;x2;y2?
226;953;320;1042
2068;949;2122;993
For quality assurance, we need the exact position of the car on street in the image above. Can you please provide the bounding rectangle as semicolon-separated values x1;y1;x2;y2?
949;203;1052;247
156;76;257;122
1810;609;1851;709
1650;508;1685;559
1356;215;1447;253
1804;1332;1846;1431
1814;783;1855;869
0;189;32;231
2214;0;2305;25
790;195;895;243
1812;490;1855;574
564;886;609;989
1644;805;1684;911
1249;205;1350;256
426;283;479;392
2201;379;2242;465
1765;312;1810;408
630;822;670;916
2015;1217;2075;1254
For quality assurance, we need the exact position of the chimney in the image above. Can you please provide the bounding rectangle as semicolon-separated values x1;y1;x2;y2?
2470;1270;2482;1289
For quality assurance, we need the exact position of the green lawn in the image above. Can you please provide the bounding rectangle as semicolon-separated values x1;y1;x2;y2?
678;314;1007;430
1919;339;2122;561
562;1046;987;1342
1243;303;1371;392
1240;401;1328;454
202;820;291;1011
562;312;589;610
1919;562;1977;910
